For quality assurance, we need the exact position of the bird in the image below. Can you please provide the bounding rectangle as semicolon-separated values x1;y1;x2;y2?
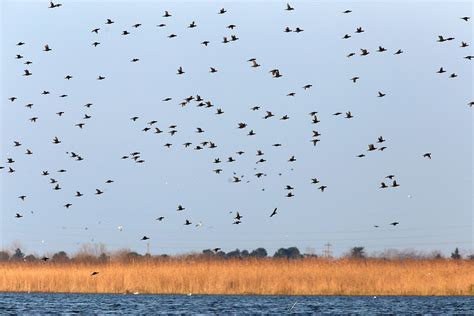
461;16;470;21
52;137;61;144
270;208;278;217
351;77;359;83
318;186;327;192
75;191;83;197
391;180;400;188
423;153;432;159
15;213;23;218
91;28;100;33
48;1;62;8
156;216;165;221
360;49;369;56
177;205;185;211
377;136;385;143
105;19;114;24
390;222;400;226
218;8;227;14
64;203;72;209
23;69;32;76
378;91;386;97
201;41;210;46
380;182;388;189
367;144;377;151
355;27;364;33
184;220;192;225
285;3;294;11
264;111;274;119
345;111;353;119
209;67;218;73
43;44;52;52
91;272;99;276
269;69;282;78
141;236;150;240
163;11;171;17
177;67;185;75
377;46;387;52
95;189;104;195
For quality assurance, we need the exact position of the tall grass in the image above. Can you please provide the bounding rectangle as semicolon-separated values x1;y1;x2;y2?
0;258;473;295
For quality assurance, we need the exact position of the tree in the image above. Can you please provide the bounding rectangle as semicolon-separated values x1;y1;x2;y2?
11;248;25;261
226;249;241;258
24;254;38;262
273;247;302;259
0;251;10;261
250;247;268;258
451;247;461;260
52;251;70;262
349;247;366;259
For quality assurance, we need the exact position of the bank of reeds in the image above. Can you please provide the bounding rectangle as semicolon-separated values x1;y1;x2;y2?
1;257;473;295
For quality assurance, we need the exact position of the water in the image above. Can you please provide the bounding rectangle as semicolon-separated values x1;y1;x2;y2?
1;293;473;314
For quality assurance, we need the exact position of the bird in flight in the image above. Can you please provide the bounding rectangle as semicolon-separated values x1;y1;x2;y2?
270;208;278;217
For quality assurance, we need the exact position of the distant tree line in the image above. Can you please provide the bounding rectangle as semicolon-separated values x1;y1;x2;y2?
0;246;471;263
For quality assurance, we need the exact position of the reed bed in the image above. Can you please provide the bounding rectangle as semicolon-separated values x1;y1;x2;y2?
0;258;473;295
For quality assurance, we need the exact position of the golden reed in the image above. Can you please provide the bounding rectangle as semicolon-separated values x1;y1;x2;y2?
1;258;473;295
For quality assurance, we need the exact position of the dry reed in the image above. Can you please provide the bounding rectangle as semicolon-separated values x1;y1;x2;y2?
0;258;473;295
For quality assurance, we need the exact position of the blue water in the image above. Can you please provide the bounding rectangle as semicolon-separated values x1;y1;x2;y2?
1;293;473;314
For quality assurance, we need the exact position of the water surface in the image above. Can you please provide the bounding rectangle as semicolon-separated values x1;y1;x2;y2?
1;293;473;314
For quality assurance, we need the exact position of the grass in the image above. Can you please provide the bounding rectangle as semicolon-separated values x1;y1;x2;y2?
0;258;473;295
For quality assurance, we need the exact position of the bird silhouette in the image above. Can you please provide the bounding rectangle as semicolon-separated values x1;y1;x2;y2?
270;208;278;217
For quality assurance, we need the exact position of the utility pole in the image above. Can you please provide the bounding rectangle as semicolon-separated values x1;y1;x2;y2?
146;242;150;255
323;242;332;258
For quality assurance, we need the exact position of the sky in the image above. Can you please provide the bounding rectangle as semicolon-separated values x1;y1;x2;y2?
1;0;472;257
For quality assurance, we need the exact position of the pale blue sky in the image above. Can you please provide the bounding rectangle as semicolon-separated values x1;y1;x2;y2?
1;0;472;256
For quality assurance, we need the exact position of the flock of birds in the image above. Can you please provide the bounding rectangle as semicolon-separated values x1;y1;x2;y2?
2;2;472;255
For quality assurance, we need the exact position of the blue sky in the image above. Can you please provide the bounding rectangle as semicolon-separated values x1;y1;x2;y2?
1;0;472;256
